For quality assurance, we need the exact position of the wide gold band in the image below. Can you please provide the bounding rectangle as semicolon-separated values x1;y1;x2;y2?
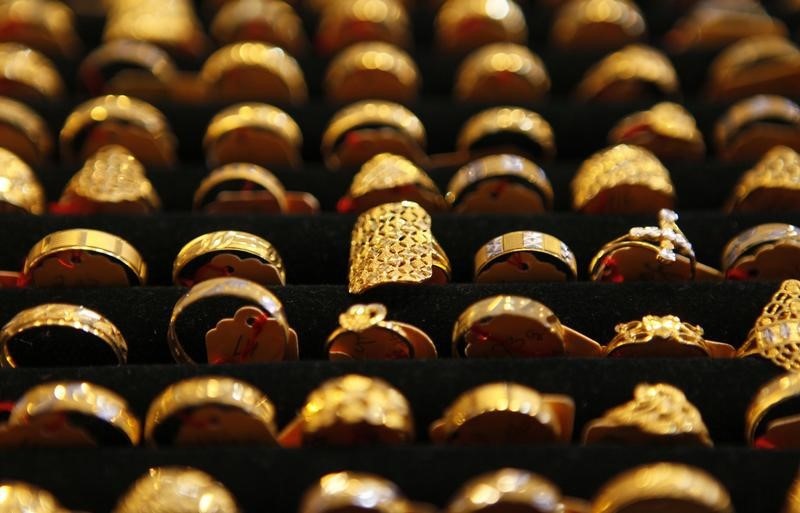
144;376;278;445
0;42;63;101
722;223;800;277
446;469;565;513
9;381;141;445
211;0;306;55
78;40;177;97
172;230;286;286
317;0;410;55
0;96;52;167
300;472;407;513
714;95;800;162
474;231;577;282
456;107;556;159
745;372;800;446
113;467;240;513
324;42;419;104
23;228;148;286
608;102;705;161
455;43;550;102
435;0;527;54
59;94;176;167
583;382;712;446
193;163;289;213
551;0;646;51
0;303;129;367
201;42;307;104
593;463;733;513
348;201;451;294
59;145;161;214
429;382;574;444
0;147;44;214
167;276;291;364
447;154;554;213
0;0;80;59
575;44;679;101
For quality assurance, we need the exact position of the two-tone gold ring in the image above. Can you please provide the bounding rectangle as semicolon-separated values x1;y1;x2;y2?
715;95;800;162
474;231;577;282
722;223;800;280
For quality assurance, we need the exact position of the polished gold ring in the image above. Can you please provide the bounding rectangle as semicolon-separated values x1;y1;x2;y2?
172;230;286;287
204;102;302;170
211;0;307;55
0;147;44;215
78;39;177;98
321;100;427;172
430;383;574;444
745;372;800;449
201;41;307;104
113;467;240;513
435;0;527;54
715;95;800;163
0;96;52;167
326;303;436;360
23;228;147;287
59;94;176;168
193;163;288;213
551;0;646;51
606;315;735;358
57;145;161;215
0;42;63;101
608;102;705;161
583;382;712;446
168;276;297;364
9;381;141;445
456;107;556;160
145;376;278;446
474;231;577;283
0;304;128;367
317;0;410;56
455;43;550;103
452;295;602;358
722;223;800;280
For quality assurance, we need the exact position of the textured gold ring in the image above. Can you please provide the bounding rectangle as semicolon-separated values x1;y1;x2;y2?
737;279;800;371
0;96;52;167
551;0;646;51
317;0;410;56
78;40;177;98
608;102;705;161
435;0;527;55
726;145;800;213
0;42;63;101
113;467;240;513
455;43;550;103
145;376;279;446
445;468;567;513
173;230;286;287
0;147;45;215
605;315;735;358
456;107;556;160
300;472;410;513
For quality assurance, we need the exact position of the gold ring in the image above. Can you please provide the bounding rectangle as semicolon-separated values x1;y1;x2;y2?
57;145;161;214
193;163;288;213
608;102;706;161
745;372;800;449
348;201;451;294
321;100;427;172
144;376;278;446
445;469;567;513
339;153;447;214
708;36;800;101
722;223;800;280
23;228;147;286
738;279;800;371
0;147;44;214
0;42;63;101
300;472;410;513
726;145;800;212
172;230;286;287
592;463;733;513
456;107;556;161
0;482;69;513
201;42;307;104
435;0;527;55
113;467;240;513
77;40;177;99
203;102;303;170
474;231;577;282
289;374;413;447
317;0;410;56
606;315;735;358
0;303;128;367
324;42;420;104
8;381;140;445
168;276;297;364
665;0;787;53
0;95;52;168
575;44;679;102
59;94;177;168
430;383;574;444
447;154;553;213
0;0;80;59
210;0;307;56
583;382;712;446
455;43;550;103
572;144;674;214
452;295;602;358
714;95;800;162
550;0;646;51
103;0;207;59
326;303;437;360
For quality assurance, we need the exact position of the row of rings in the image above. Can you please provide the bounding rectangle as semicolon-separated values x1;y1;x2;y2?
10;0;789;59
5;91;800;172
2;278;800;367
0;373;793;449
2;462;752;513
